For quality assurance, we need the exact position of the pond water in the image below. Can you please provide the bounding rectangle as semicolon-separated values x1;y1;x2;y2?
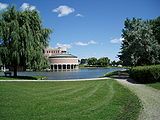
0;68;125;80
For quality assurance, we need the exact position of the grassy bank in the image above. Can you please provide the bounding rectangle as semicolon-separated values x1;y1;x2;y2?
147;82;160;90
0;76;47;80
104;70;129;77
0;80;141;120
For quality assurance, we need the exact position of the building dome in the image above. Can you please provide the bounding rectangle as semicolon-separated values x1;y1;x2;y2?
44;48;79;70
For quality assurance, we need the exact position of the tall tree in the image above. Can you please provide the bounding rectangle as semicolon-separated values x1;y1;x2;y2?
150;17;160;61
111;60;117;66
87;57;97;66
0;6;52;76
97;57;110;66
80;58;88;65
151;16;160;44
119;18;160;66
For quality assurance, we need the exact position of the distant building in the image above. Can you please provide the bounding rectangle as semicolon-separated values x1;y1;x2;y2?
44;47;79;70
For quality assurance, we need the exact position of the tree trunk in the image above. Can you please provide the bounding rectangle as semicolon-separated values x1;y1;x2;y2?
13;66;17;77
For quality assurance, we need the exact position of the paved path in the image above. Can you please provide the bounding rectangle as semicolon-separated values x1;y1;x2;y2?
0;77;110;82
116;79;160;120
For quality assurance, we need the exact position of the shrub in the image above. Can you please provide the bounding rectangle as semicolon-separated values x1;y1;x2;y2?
129;65;160;83
104;70;129;77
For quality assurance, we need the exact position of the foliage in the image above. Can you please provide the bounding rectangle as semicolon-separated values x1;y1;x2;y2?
97;57;110;66
80;57;110;67
87;57;97;66
119;17;160;66
129;65;160;83
110;60;123;66
0;80;141;120
110;60;116;66
151;17;160;61
0;6;52;76
80;58;88;64
151;16;160;44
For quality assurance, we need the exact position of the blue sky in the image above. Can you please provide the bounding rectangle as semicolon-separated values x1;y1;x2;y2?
0;0;160;61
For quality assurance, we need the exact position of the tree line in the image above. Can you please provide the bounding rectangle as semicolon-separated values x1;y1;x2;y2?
119;17;160;66
80;57;121;67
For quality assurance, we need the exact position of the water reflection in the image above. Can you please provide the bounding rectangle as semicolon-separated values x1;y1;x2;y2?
0;68;124;80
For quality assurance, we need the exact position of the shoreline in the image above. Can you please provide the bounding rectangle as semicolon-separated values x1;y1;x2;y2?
0;77;110;82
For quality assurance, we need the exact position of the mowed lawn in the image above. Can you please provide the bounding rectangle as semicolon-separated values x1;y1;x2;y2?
147;82;160;90
0;80;141;120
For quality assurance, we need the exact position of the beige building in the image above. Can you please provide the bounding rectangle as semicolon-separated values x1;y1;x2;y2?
44;47;79;70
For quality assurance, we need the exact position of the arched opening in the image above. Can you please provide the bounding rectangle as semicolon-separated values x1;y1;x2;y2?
71;64;74;69
58;64;62;70
63;65;66;69
54;65;57;70
67;64;70;69
51;65;54;70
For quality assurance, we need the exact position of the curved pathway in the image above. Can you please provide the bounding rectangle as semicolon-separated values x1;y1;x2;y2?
116;79;160;120
0;77;109;82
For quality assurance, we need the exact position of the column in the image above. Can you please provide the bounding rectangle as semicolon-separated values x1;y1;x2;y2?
57;64;58;70
61;64;63;70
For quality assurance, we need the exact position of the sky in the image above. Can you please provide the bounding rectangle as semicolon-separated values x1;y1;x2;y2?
0;0;160;61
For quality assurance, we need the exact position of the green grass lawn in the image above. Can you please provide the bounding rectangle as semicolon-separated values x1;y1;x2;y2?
0;79;141;120
147;82;160;90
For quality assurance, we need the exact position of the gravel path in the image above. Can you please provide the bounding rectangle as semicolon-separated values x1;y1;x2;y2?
116;79;160;120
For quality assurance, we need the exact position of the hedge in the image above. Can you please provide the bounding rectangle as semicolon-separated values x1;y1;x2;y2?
129;65;160;83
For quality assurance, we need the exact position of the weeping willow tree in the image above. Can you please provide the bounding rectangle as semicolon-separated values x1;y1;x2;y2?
0;6;52;76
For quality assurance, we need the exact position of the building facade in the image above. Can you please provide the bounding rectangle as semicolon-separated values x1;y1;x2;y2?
44;47;79;70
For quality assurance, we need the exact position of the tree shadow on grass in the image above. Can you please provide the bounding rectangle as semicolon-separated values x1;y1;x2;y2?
110;75;138;84
0;76;47;80
111;75;159;84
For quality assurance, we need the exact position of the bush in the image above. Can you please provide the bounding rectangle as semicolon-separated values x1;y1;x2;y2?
104;70;129;77
129;65;160;83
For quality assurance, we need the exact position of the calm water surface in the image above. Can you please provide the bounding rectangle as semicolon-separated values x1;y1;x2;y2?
1;68;124;80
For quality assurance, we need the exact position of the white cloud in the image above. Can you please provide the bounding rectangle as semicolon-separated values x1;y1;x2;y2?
88;40;96;44
75;13;83;17
20;3;36;11
0;2;8;10
53;5;75;17
75;42;88;46
56;43;72;49
110;37;124;44
75;40;97;46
